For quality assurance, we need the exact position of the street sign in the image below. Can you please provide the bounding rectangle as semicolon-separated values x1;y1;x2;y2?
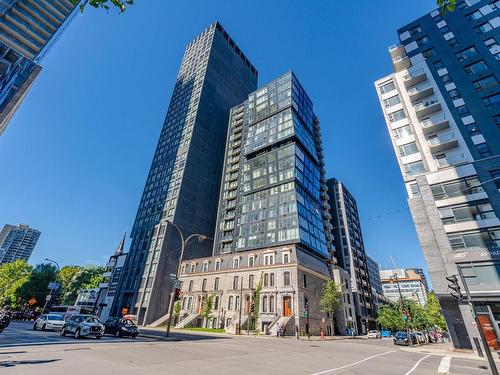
48;282;60;290
28;298;36;305
45;294;52;301
169;273;177;279
174;280;181;288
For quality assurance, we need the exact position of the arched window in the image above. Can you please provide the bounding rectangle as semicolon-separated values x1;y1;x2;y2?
181;264;186;274
187;297;192;311
214;277;219;290
248;255;255;267
182;297;186;309
202;262;209;272
264;273;269;287
202;278;207;291
188;280;193;291
233;257;240;268
269;295;274;313
262;296;268;313
228;296;233;310
215;260;221;271
190;263;196;273
270;273;275;287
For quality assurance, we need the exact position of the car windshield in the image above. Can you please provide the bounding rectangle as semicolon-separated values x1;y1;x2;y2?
369;331;377;333
395;332;407;338
83;317;99;323
120;319;135;326
47;315;64;321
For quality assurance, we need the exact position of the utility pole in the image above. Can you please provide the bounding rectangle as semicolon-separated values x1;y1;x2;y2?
454;269;499;375
41;259;60;315
165;220;208;337
238;277;243;335
390;273;411;346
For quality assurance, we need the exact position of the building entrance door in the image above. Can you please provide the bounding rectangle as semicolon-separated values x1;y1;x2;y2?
283;296;292;317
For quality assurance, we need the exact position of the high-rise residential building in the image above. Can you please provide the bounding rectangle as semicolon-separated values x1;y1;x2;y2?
0;0;79;136
112;22;258;325
326;178;376;334
366;255;386;310
176;72;349;336
375;0;500;350
408;267;429;292
379;268;428;307
0;223;40;263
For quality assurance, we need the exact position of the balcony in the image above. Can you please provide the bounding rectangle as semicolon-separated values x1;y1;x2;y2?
408;82;433;102
420;114;449;134
415;98;441;119
436;153;468;168
403;67;427;87
392;54;410;72
428;132;459;152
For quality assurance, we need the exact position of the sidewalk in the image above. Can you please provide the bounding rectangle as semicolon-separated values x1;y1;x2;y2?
400;342;500;363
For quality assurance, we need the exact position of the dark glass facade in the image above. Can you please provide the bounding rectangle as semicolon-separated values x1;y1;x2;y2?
112;22;257;325
214;72;333;259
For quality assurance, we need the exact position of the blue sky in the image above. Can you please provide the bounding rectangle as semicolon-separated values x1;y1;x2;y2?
0;0;436;274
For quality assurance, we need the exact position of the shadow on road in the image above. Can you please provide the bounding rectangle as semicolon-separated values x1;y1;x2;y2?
0;359;61;367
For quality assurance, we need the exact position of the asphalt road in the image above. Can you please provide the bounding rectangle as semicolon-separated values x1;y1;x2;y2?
0;321;493;375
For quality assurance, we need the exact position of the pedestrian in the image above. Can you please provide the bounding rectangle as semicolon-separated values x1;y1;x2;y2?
276;323;280;338
281;325;286;337
295;324;299;340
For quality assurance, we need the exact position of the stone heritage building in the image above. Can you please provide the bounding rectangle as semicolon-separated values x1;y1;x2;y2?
177;72;355;336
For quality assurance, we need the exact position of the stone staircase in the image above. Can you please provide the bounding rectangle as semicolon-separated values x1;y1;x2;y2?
175;313;200;329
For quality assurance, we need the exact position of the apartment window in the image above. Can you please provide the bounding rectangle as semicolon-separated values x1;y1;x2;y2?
303;274;307;288
392;125;412;139
233;257;239;268
490;169;500;190
262;296;267;313
269;273;275;287
248;255;254;267
398;142;419;157
464;60;488;74
410;183;420;197
388;109;406;123
284;272;291;286
409;25;422;35
404;161;426;176
447;228;500;250
264;273;269;287
283;253;290;264
202;262;209;272
465;122;481;135
214;277;219;291
190;263;196;273
228;296;233;310
269;296;275;313
416;36;430;46
379;81;396;94
438;201;495;224
441;74;452;84
433;60;444;69
484;38;500;60
494;114;500;128
249;274;254;289
181;264;186;274
431;177;483;200
477;142;493;157
448;89;461;100
384;95;401;108
201;278;207;291
448;38;459;48
457;105;470;116
214;296;219;311
264;254;274;265
476;21;495;33
235;296;240;311
423;48;436;59
233;276;239;289
455;46;478;62
188;280;193;292
473;75;498;91
483;93;500;107
215;260;221;271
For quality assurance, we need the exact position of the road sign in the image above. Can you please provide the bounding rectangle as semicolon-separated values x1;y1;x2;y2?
45;294;52;301
48;282;60;290
174;280;181;288
169;273;177;279
28;298;36;305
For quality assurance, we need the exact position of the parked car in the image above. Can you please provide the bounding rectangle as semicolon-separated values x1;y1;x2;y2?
24;311;40;321
103;317;139;338
33;314;65;331
367;330;381;339
393;331;417;346
414;331;427;344
60;314;104;339
11;311;24;320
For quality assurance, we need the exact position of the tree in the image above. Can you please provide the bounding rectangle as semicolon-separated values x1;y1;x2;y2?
58;266;81;302
18;263;58;308
408;301;430;330
252;272;263;331
61;265;106;305
320;280;343;336
72;0;133;12
0;260;32;308
173;300;181;324
438;0;457;14
377;304;405;331
425;292;447;330
201;294;215;328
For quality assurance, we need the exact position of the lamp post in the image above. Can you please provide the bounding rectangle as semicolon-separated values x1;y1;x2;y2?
41;258;60;315
390;273;411;346
165;220;208;337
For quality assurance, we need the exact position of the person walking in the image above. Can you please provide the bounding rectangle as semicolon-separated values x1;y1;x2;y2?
276;323;280;338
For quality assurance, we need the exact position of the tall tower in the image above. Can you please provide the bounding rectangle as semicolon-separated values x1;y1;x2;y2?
375;0;500;350
0;223;41;264
0;0;80;136
326;178;376;334
113;22;257;325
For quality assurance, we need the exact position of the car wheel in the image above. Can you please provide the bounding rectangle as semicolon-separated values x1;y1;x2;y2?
60;328;66;336
41;324;46;331
32;323;37;330
115;330;121;338
95;335;101;340
131;333;137;339
74;329;81;339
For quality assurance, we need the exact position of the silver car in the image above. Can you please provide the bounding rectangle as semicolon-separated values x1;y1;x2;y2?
33;314;65;331
60;314;104;339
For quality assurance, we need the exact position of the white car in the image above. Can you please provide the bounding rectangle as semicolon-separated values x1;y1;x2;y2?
33;314;65;331
367;330;381;339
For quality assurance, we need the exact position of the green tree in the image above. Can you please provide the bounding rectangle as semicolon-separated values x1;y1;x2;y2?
72;0;133;12
0;260;33;308
408;301;430;330
173;300;181;324
320;280;343;336
18;263;58;308
252;273;263;330
377;304;405;331
438;0;457;14
201;294;215;328
62;265;106;305
425;292;447;330
57;266;81;301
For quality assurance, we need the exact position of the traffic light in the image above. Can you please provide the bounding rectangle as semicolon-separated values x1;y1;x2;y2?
304;304;309;317
446;275;462;300
174;288;181;301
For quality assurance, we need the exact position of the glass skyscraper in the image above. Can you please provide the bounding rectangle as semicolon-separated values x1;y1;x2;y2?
375;0;500;350
214;71;333;259
0;0;79;136
112;22;257;325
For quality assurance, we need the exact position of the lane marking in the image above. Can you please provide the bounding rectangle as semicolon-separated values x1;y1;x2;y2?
404;354;431;375
310;350;396;375
438;356;452;374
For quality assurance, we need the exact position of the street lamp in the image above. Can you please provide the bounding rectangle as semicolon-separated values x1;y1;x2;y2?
165;220;208;337
41;258;60;314
389;273;412;346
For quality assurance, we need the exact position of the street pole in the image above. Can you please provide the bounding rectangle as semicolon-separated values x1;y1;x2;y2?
238;278;243;335
165;220;208;337
457;266;499;375
41;259;60;315
391;274;411;346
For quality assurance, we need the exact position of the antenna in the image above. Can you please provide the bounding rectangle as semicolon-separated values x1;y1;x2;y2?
389;255;398;269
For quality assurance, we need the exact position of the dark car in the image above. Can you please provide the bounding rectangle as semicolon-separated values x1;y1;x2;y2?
103;317;139;338
60;314;104;339
393;331;417;346
11;311;24;320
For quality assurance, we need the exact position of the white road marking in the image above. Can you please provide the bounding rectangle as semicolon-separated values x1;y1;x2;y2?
404;354;431;375
438;356;452;374
310;350;396;375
